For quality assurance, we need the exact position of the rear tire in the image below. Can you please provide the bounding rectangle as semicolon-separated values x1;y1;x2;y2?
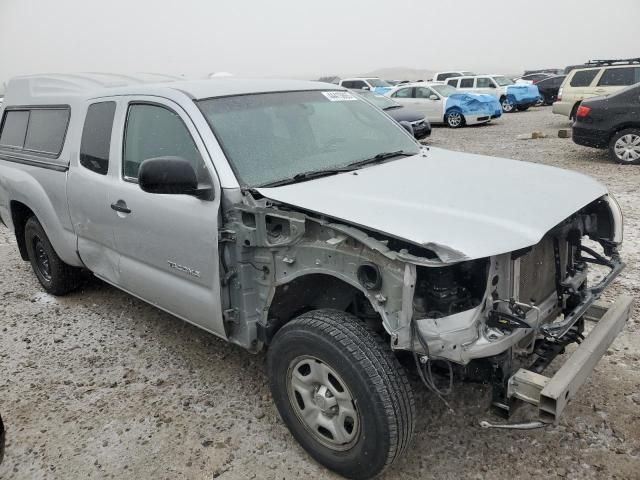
24;216;82;295
267;309;415;480
608;128;640;165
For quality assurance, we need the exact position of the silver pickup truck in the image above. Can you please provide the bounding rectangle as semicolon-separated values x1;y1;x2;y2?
0;74;632;480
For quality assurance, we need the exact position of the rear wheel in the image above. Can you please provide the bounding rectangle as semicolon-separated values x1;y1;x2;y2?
267;309;415;480
535;95;545;107
609;129;640;164
24;216;82;295
445;109;464;128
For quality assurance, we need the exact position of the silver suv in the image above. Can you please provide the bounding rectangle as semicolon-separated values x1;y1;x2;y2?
0;74;631;480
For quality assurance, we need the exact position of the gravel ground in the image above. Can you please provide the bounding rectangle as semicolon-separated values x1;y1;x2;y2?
1;106;639;480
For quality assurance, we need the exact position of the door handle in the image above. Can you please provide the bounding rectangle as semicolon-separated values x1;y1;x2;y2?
110;200;131;214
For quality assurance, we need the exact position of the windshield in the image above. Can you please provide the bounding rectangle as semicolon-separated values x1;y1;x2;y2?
366;78;391;88
431;84;458;97
197;90;419;187
494;76;514;86
358;90;401;109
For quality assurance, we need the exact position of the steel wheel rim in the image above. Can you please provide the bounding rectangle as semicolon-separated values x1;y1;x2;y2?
287;355;360;451
448;112;462;127
502;99;514;112
614;134;640;162
33;237;52;281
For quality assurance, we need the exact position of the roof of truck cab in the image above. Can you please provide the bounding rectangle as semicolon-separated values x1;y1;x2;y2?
3;73;340;104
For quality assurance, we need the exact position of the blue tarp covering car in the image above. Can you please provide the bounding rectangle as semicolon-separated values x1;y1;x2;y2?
446;93;502;119
505;84;541;107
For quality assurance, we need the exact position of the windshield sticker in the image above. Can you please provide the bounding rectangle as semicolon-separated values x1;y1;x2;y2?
322;91;358;102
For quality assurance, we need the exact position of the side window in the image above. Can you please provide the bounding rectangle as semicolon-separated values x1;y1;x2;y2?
460;78;474;88
80;102;116;175
341;81;353;88
123;104;207;182
476;78;492;88
351;81;366;89
392;87;413;98
447;79;459;87
415;87;434;99
0;110;29;149
0;108;70;156
598;67;640;86
570;69;599;87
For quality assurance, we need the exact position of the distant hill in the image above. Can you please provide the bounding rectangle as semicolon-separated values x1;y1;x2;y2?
356;67;437;82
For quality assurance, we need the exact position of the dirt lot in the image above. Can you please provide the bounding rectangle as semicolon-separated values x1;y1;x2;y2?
1;107;639;480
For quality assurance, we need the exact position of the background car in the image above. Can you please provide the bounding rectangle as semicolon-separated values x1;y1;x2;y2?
553;60;640;118
432;71;475;82
535;75;566;105
572;83;640;164
515;72;555;84
386;82;501;128
354;89;431;139
446;74;540;112
338;77;393;94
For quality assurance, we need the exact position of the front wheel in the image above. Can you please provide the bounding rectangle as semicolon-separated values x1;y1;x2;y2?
501;96;515;113
609;128;640;164
267;310;415;480
24;216;82;295
445;109;465;128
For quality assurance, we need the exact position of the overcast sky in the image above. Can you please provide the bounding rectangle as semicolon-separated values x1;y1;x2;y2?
1;0;639;89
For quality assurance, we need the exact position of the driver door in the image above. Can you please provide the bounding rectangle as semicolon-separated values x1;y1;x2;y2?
414;87;443;123
108;97;226;338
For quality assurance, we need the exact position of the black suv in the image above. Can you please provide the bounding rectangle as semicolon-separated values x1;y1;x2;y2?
572;83;640;164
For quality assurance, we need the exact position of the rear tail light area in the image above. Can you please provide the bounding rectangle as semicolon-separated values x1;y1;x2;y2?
576;105;592;119
557;88;563;101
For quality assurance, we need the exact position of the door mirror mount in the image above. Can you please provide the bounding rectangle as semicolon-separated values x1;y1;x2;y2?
138;156;213;200
429;94;439;101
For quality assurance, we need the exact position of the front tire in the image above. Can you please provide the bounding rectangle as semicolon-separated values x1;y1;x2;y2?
500;96;515;113
609;128;640;164
24;216;82;295
267;310;415;480
445;109;465;128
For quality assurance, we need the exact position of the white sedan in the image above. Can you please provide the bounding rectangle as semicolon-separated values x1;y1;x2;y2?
386;83;502;128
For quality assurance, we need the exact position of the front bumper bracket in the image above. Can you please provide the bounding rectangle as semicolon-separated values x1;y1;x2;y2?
507;295;632;422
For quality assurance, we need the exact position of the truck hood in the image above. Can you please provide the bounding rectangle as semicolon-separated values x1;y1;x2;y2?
256;147;607;262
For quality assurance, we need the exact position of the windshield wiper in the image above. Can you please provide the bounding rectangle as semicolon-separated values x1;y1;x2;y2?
257;166;356;188
257;150;414;188
346;150;414;169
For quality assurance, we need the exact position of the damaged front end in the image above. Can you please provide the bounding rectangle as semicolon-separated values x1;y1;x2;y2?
220;189;629;422
401;194;629;421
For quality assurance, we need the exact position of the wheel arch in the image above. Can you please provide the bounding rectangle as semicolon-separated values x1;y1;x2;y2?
10;200;35;260
608;123;640;143
260;272;385;346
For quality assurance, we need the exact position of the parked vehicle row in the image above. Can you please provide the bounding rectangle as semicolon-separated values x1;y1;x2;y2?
553;60;640;118
445;74;540;112
0;73;630;479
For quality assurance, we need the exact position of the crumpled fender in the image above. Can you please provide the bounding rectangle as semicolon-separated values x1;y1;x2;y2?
505;84;541;105
445;93;502;118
